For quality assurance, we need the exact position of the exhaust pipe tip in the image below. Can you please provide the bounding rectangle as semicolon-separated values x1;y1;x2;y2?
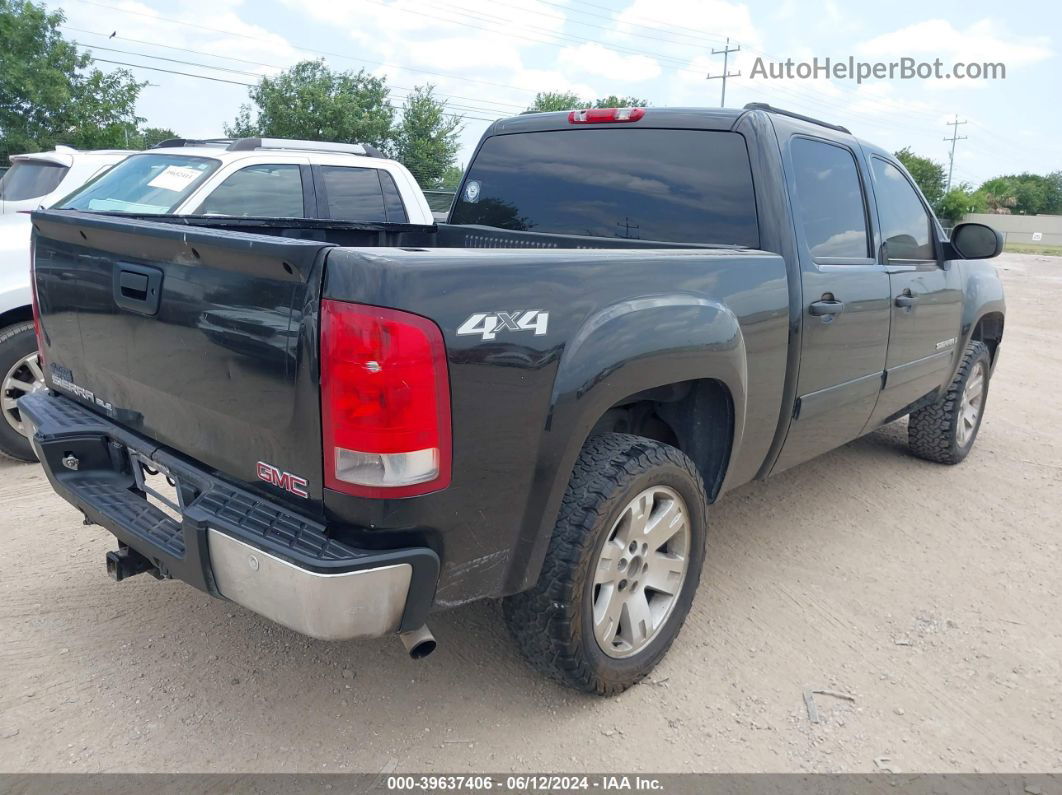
399;625;436;659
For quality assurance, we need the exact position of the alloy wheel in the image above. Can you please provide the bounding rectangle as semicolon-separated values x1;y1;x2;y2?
592;485;691;658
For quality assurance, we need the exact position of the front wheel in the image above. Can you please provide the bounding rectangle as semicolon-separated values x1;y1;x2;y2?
0;322;43;462
908;340;992;465
503;433;708;695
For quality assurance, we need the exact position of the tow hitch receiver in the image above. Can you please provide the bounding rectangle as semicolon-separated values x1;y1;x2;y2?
106;545;162;582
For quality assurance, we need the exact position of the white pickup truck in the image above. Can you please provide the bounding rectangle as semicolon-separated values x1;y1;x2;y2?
0;137;433;460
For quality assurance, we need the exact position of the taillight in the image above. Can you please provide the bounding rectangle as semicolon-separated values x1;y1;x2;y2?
320;300;451;498
30;238;44;366
568;107;646;124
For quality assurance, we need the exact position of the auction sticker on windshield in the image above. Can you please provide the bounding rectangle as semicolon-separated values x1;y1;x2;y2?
147;165;203;192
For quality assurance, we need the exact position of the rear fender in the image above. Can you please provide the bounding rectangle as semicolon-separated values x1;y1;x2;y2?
504;294;747;593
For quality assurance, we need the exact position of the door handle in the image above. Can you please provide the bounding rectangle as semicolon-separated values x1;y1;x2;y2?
809;299;844;317
895;292;918;308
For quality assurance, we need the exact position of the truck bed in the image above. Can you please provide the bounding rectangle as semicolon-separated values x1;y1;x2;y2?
94;213;735;250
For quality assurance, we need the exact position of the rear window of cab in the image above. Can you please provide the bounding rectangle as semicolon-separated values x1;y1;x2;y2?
450;128;759;247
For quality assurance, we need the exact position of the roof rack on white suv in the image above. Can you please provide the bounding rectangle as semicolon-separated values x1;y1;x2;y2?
151;138;233;149
228;137;386;158
151;137;385;158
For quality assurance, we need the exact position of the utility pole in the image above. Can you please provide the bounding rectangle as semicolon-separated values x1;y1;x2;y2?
944;114;968;192
616;217;640;239
706;37;741;108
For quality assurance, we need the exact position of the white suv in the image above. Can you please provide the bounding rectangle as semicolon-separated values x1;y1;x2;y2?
0;137;433;461
0;147;133;215
57;137;433;223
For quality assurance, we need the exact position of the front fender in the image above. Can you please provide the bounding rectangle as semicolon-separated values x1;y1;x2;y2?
957;260;1006;375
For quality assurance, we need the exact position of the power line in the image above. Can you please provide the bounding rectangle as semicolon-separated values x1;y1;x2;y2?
86;58;500;122
90;57;257;87
76;38;514;116
706;37;740;107
363;0;973;138
944;115;969;191
439;0;724;52
532;0;732;47
484;0;955;128
66;26;530;112
65;0;1017;156
63;0;561;95
76;42;265;79
359;0;707;70
61;0;930;134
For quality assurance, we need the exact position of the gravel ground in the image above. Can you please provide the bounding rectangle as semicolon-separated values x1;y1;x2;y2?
0;252;1059;774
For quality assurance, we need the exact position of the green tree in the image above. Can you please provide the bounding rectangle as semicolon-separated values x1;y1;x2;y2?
894;147;946;208
526;91;585;112
438;163;464;190
593;95;649;108
134;126;179;149
393;85;462;188
526;91;650;112
0;0;145;158
977;172;1061;215
225;60;395;149
1046;171;1062;214
936;186;987;223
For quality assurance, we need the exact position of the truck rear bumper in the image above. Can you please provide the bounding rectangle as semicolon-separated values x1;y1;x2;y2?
19;391;439;641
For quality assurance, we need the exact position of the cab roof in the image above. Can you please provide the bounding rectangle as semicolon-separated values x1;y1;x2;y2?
489;103;864;144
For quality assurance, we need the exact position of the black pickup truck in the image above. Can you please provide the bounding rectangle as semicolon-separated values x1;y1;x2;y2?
22;104;1005;695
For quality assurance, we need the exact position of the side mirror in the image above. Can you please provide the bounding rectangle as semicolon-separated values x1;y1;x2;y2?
949;222;1003;260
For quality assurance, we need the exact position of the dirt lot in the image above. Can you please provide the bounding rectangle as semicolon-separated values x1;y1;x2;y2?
0;252;1059;774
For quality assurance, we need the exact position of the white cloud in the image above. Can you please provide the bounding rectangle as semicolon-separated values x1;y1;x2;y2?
47;0;302;138
558;43;661;81
63;0;299;69
385;36;525;73
291;0;567;48
610;0;760;49
857;19;1053;68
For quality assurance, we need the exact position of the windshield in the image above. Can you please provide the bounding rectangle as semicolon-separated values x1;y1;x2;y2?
450;128;759;247
0;161;69;202
58;154;220;214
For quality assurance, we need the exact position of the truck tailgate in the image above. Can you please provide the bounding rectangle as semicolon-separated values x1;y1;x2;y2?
31;211;330;511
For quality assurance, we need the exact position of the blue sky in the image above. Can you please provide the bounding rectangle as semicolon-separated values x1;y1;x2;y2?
45;0;1060;188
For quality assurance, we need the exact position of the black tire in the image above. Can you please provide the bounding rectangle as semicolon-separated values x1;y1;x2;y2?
908;340;991;465
0;322;40;462
502;433;708;695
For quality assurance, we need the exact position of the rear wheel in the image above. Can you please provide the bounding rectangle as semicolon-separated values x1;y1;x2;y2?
0;322;42;462
503;433;707;695
908;340;991;465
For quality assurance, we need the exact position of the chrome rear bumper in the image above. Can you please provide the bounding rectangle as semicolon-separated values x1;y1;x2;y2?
208;530;412;640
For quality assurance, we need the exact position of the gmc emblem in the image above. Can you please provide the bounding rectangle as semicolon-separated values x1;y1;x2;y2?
256;461;309;498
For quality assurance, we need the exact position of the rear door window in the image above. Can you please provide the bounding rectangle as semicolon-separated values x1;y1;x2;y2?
318;166;390;222
0;161;68;201
790;138;869;260
379;171;408;223
196;164;305;217
449;128;759;246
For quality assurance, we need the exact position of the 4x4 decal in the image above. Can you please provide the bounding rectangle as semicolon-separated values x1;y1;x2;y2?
457;310;549;340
